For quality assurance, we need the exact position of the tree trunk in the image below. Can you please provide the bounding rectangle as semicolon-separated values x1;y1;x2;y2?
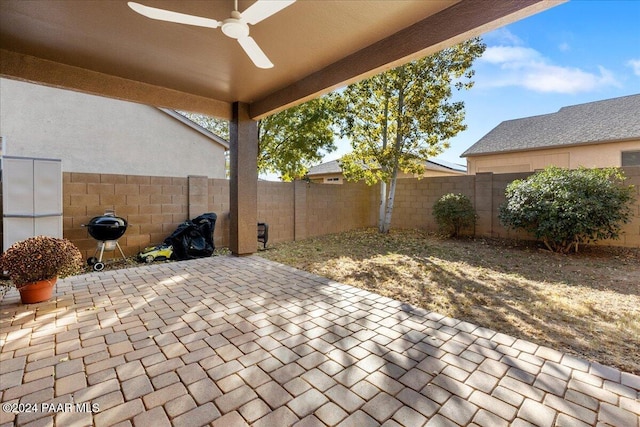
378;181;387;232
380;78;404;234
378;78;390;233
381;167;398;233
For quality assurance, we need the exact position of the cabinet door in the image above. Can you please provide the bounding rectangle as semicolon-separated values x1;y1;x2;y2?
2;156;62;250
3;157;34;217
34;159;62;217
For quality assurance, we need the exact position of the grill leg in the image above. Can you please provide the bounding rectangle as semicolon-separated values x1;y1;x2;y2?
115;242;128;263
97;242;106;262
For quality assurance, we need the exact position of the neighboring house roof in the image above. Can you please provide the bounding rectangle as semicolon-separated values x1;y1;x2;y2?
159;108;230;150
427;158;467;172
307;160;343;176
307;158;466;176
462;94;640;157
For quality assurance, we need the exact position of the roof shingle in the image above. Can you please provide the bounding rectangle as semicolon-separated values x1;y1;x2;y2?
462;94;640;157
306;158;466;176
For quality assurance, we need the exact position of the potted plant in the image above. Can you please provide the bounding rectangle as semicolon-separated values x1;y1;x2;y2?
0;236;83;304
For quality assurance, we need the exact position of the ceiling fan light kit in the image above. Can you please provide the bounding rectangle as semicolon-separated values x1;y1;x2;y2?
127;0;296;69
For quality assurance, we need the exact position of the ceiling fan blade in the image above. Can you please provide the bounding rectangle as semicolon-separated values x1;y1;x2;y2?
237;36;273;69
127;2;220;28
241;0;296;25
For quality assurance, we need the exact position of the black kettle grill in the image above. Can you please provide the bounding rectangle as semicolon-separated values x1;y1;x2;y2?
83;211;128;271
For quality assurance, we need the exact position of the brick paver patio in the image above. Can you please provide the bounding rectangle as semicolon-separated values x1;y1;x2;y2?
1;255;638;426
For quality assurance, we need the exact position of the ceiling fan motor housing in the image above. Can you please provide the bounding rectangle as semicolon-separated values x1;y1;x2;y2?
221;11;249;39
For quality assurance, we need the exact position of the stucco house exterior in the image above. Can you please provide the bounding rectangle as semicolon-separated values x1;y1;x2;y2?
462;94;640;174
307;158;466;184
0;78;230;251
0;78;229;178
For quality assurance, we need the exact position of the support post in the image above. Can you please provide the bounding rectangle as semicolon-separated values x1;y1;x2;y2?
229;102;258;255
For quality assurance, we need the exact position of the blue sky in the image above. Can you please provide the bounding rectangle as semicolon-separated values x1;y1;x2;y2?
323;0;640;167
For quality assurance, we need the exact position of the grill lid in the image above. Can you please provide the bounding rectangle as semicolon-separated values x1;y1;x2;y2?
84;214;128;241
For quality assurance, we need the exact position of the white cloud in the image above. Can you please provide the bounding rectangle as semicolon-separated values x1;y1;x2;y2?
558;42;571;52
628;59;640;76
521;64;619;93
483;28;524;46
477;44;621;94
480;46;541;64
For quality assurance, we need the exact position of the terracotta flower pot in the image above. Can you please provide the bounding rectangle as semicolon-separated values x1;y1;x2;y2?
18;277;57;304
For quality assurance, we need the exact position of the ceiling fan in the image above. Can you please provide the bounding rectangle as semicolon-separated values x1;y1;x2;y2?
127;0;296;69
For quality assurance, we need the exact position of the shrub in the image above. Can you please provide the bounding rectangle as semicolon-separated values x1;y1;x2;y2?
0;236;83;288
433;193;476;238
499;166;635;253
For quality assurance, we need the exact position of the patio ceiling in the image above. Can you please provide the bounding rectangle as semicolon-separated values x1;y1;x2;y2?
0;0;562;120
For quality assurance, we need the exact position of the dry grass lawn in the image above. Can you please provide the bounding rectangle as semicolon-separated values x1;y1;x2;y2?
258;228;640;374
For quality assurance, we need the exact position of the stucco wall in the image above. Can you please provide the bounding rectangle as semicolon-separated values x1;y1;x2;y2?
0;78;226;178
466;141;640;174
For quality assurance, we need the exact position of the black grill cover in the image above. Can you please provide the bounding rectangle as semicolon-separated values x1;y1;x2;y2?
164;213;217;260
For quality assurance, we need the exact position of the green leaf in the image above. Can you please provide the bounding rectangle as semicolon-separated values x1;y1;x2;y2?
336;38;485;231
499;166;635;253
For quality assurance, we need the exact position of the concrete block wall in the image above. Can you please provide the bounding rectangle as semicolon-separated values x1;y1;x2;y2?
257;181;295;245
179;179;370;249
2;166;638;259
474;172;494;237
188;176;209;219
391;175;476;231
63;173;190;259
299;181;374;240
484;172;532;241
471;168;640;247
601;166;640;247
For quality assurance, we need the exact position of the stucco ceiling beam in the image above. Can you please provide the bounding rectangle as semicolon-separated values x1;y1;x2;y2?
0;49;232;119
249;0;563;120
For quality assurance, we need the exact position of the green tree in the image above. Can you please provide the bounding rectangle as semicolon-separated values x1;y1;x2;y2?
338;38;485;233
499;166;635;253
258;95;337;181
180;94;338;181
179;111;230;140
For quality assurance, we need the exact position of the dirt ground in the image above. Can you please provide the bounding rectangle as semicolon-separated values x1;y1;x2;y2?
258;228;640;374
